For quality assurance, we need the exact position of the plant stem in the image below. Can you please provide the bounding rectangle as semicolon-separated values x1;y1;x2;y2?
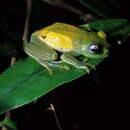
41;0;83;15
10;57;16;66
47;103;62;130
22;0;32;43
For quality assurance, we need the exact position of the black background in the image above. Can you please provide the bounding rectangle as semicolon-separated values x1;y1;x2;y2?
0;0;129;129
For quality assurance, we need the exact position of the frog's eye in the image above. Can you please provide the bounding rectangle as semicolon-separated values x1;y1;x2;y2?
88;43;102;54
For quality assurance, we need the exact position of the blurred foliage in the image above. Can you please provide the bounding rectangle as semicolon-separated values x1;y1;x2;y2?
0;115;17;130
78;0;113;17
110;24;130;36
80;18;130;37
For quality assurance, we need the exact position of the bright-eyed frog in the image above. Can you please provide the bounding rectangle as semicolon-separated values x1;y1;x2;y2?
24;22;110;74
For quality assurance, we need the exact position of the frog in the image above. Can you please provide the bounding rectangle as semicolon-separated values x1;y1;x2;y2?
24;22;110;74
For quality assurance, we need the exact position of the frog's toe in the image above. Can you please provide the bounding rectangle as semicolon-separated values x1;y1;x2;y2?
38;58;53;74
90;64;96;70
47;68;53;75
80;64;95;74
86;63;96;70
85;67;91;74
44;65;53;75
77;65;90;73
56;63;71;70
63;65;71;70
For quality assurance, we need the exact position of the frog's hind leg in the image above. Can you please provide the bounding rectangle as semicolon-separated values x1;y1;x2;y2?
38;58;71;74
38;58;53;74
24;42;58;74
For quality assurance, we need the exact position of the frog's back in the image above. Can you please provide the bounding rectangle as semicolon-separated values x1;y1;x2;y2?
35;22;83;35
34;22;107;52
34;23;87;52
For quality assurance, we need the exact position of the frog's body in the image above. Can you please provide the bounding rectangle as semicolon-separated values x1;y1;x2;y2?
24;22;110;74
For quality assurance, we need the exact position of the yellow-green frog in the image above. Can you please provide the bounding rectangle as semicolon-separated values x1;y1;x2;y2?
24;22;110;74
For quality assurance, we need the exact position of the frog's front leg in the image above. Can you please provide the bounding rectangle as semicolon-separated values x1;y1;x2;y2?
61;53;94;73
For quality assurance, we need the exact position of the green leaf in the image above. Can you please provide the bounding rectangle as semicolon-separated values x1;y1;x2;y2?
0;57;103;115
110;24;130;36
80;19;128;33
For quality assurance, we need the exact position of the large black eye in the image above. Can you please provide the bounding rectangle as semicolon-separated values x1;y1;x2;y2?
88;43;102;54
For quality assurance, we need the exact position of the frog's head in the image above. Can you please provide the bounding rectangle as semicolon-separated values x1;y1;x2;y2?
78;31;110;59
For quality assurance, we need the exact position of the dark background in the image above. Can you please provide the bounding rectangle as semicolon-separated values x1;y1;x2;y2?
0;0;129;129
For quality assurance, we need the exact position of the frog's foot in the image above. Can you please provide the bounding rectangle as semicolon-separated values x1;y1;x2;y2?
38;58;53;75
79;63;96;74
38;58;71;74
47;61;71;70
43;63;53;75
86;63;96;70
